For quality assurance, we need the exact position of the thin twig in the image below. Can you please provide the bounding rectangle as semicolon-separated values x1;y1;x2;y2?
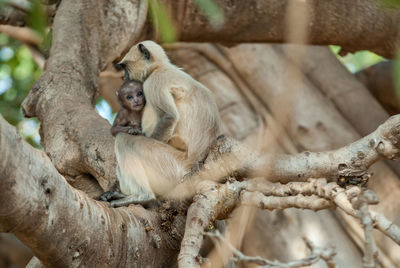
351;191;378;268
205;231;336;268
240;191;332;211
242;178;400;246
370;211;400;245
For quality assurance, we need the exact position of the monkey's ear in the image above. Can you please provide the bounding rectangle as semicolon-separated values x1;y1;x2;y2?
123;70;130;81
138;44;151;61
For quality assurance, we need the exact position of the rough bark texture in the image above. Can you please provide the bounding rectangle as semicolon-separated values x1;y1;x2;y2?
221;43;400;265
161;0;400;58
0;116;183;267
21;0;148;193
167;44;400;267
280;45;400;176
3;1;400;58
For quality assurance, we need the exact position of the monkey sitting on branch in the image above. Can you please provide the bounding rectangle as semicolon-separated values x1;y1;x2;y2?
105;40;378;208
110;80;145;137
106;40;222;207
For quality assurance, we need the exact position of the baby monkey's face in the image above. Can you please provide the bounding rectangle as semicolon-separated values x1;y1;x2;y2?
118;81;145;112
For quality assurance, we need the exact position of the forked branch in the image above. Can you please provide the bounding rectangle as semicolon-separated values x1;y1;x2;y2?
178;115;400;268
206;231;337;268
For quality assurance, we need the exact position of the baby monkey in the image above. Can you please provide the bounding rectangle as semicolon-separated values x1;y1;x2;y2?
100;80;146;204
111;80;145;137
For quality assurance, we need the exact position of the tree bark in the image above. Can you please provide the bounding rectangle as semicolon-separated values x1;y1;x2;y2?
222;43;400;265
21;0;148;193
1;0;400;266
279;45;400;176
0;115;183;267
167;45;365;267
160;0;400;58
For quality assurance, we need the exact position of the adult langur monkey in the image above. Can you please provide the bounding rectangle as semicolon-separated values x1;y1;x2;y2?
109;41;222;207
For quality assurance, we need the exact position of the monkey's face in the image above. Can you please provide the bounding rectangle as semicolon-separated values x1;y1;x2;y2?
118;83;146;112
115;41;169;82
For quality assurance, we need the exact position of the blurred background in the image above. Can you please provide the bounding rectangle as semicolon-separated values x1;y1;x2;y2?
0;0;390;150
0;34;387;150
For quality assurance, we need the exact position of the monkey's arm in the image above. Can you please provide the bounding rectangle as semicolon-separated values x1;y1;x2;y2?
112;126;140;136
111;112;138;136
149;87;179;142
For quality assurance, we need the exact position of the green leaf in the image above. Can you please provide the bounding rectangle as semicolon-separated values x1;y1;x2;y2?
380;0;400;8
330;46;385;73
192;0;224;28
27;0;47;40
148;0;177;43
0;35;42;148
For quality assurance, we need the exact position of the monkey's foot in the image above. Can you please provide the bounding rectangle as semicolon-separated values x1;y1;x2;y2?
98;191;126;202
110;196;158;208
190;160;204;174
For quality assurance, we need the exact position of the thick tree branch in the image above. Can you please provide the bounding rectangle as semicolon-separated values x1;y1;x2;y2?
161;0;400;58
21;0;147;192
278;45;400;177
184;115;400;189
220;43;400;264
0;115;182;267
178;181;241;267
175;114;400;266
178;172;400;267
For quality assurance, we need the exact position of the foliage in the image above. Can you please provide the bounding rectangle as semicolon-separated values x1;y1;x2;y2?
380;0;400;8
395;51;400;99
0;35;42;147
148;0;177;43
330;46;385;73
192;0;224;28
148;0;224;43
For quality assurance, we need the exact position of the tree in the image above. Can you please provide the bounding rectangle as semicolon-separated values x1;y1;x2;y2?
1;0;400;267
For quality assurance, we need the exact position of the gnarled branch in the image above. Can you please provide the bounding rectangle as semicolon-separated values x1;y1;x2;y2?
0;115;183;267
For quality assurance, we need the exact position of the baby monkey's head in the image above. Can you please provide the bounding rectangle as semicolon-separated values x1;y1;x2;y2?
117;80;145;112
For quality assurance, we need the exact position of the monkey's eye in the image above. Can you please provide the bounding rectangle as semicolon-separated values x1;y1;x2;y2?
126;95;133;100
137;91;143;97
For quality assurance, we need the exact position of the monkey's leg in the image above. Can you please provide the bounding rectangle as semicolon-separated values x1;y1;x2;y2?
110;195;157;208
115;134;189;204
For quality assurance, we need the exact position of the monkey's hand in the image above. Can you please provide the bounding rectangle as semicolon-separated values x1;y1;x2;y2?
128;127;143;136
112;126;135;136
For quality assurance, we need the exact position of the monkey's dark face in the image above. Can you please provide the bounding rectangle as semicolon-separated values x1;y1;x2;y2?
115;41;170;82
118;83;145;112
